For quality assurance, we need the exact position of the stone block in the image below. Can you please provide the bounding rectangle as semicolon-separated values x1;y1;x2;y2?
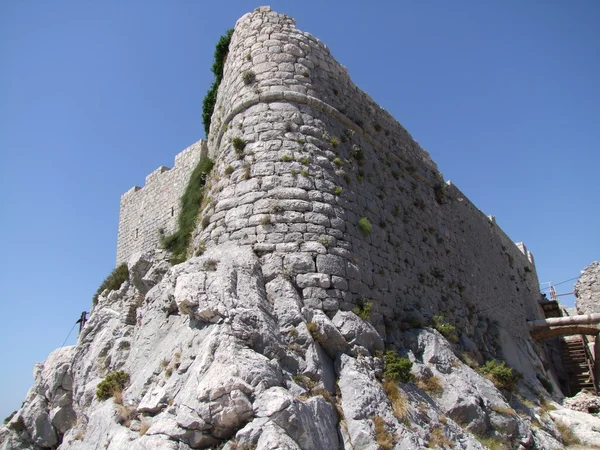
284;253;315;273
316;254;346;277
296;273;330;289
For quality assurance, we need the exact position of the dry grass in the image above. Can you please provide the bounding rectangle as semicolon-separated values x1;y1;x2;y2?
116;405;132;426
139;420;151;436
73;429;85;441
112;390;123;405
383;379;408;422
372;415;394;450
429;425;451;448
539;396;557;413
556;421;580;446
475;433;508;450
306;322;322;343
416;375;443;396
490;404;515;416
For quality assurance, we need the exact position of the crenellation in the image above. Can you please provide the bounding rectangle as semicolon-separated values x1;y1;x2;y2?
144;166;171;185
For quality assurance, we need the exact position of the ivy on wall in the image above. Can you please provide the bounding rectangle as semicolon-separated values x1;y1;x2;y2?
202;29;234;136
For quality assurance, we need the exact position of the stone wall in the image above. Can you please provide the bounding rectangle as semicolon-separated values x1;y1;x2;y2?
188;6;544;351
116;140;206;265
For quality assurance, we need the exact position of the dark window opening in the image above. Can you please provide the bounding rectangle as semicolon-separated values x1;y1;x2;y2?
171;207;175;217
135;229;139;239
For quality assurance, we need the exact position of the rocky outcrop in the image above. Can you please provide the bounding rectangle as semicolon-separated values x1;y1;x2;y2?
575;261;600;315
1;246;576;449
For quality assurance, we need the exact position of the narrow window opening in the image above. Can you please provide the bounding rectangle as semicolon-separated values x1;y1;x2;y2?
135;228;139;239
171;207;175;217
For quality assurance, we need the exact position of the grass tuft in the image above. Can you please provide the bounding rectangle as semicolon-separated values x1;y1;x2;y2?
383;379;408;422
358;217;372;236
372;416;394;450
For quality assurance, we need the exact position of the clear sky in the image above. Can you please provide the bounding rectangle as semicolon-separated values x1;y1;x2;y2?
0;0;598;420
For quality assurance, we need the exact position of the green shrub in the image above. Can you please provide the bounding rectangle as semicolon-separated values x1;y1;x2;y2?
353;299;372;321
96;371;130;401
3;411;16;425
202;29;234;136
479;360;521;391
333;186;343;196
93;263;129;306
161;156;214;264
430;315;458;343
358;217;372;236
383;351;413;383
332;157;344;167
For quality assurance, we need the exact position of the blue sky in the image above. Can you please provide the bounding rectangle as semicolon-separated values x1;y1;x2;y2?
0;1;598;419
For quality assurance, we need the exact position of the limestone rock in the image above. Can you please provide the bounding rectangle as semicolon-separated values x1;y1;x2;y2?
575;261;600;315
550;408;600;447
332;311;384;355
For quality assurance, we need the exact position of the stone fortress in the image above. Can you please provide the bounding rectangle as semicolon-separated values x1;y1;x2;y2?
116;6;544;370
10;7;600;450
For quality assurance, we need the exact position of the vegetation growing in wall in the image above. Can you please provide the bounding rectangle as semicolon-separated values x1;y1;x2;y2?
358;217;372;236
202;29;234;136
96;371;130;401
352;298;372;321
93;263;129;306
161;156;214;264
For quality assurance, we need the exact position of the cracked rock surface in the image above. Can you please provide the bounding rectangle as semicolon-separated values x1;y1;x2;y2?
1;245;581;450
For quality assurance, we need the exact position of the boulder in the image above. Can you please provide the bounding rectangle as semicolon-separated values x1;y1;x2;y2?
332;311;384;354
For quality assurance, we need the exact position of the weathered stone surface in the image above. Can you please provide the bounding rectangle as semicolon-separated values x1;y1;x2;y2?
575;261;600;314
550;408;600;447
309;310;347;358
332;311;384;354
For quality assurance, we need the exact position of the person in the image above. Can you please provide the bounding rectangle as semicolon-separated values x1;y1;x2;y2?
76;311;88;334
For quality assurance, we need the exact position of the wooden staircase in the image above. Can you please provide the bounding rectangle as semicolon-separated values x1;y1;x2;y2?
561;335;597;396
